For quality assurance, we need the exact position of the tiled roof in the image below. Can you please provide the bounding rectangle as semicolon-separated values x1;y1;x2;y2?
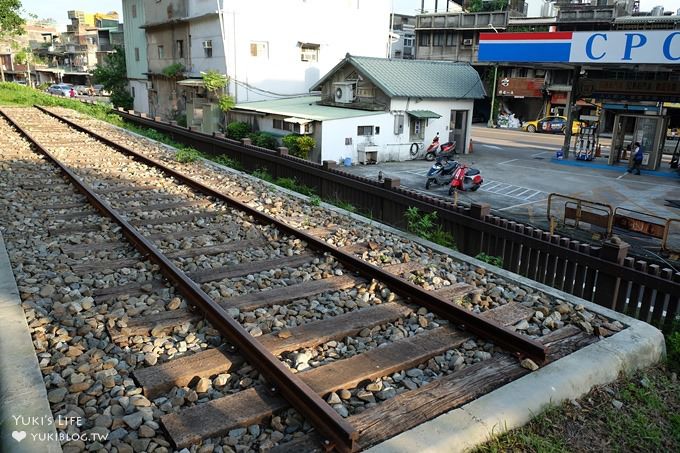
312;55;486;99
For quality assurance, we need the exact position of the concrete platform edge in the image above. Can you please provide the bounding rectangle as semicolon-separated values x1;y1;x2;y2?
0;233;62;453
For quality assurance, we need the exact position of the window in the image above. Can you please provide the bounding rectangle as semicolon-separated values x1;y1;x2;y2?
250;41;268;58
357;125;373;136
203;40;213;58
131;86;135;97
176;40;184;58
158;45;164;59
403;36;414;47
134;47;139;61
300;44;319;62
432;32;444;47
131;4;137;18
445;31;455;46
419;33;430;46
273;119;294;132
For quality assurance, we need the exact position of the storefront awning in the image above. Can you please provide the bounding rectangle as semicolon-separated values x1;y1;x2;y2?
406;110;441;119
284;117;313;124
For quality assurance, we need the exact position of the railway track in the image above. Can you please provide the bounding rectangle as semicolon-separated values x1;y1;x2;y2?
0;106;612;452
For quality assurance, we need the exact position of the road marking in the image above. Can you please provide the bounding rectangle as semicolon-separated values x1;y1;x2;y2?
496;198;549;211
617;173;628;180
484;144;503;150
498;159;518;165
531;151;551;157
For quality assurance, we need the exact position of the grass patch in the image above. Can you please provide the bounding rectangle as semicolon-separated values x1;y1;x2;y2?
210;154;243;171
274;177;316;197
252;168;274;183
474;365;680;453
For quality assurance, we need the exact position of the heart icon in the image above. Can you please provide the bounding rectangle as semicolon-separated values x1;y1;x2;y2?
12;431;27;442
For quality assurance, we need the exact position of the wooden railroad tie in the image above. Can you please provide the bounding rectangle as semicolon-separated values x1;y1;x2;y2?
158;302;537;448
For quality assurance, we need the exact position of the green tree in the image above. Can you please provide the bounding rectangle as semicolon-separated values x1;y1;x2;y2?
92;46;133;109
0;0;25;37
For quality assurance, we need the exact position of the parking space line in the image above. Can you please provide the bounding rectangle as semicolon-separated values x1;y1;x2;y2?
498;159;518;165
496;198;549;211
514;189;532;198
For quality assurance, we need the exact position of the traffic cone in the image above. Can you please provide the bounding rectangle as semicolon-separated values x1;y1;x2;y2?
468;140;473;154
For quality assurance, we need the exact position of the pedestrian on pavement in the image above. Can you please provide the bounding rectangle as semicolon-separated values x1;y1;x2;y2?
69;87;75;98
627;142;643;175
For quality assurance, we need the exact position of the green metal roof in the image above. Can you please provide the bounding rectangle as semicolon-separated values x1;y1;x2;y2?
232;96;383;121
312;55;486;99
406;110;441;119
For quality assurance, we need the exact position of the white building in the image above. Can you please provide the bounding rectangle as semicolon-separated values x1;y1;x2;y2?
230;55;485;164
184;0;392;103
121;0;149;113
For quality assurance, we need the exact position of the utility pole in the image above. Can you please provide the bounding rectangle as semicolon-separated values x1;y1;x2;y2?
487;65;498;128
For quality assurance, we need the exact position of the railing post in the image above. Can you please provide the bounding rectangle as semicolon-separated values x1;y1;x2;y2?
466;203;490;256
322;160;338;170
593;239;630;309
277;147;289;156
242;137;252;146
383;178;400;189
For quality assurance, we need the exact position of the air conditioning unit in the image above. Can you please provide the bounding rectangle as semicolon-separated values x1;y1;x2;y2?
463;39;473;46
333;82;355;104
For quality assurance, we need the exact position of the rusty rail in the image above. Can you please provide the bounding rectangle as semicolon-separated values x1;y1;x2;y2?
38;105;547;363
1;108;358;452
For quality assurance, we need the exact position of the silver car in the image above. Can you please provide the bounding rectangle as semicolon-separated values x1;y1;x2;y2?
47;84;72;96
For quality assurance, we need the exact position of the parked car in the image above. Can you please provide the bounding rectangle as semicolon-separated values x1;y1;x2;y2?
93;84;110;96
523;115;583;134
47;84;73;96
74;85;91;95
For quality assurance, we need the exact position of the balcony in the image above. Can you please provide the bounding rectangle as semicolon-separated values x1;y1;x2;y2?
417;11;508;31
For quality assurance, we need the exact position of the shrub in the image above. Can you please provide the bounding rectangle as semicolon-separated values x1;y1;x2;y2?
175;147;201;163
282;134;316;159
218;95;235;112
253;168;274;182
668;332;680;374
248;132;278;150
162;63;185;78
226;121;252;141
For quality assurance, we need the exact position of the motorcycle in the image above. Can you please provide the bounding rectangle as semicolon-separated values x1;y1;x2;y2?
425;159;459;189
425;138;456;162
448;162;483;194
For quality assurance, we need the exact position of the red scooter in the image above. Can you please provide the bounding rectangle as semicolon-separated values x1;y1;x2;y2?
448;162;483;194
425;133;456;161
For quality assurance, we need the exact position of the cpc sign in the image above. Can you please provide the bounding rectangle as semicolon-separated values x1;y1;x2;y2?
571;31;680;64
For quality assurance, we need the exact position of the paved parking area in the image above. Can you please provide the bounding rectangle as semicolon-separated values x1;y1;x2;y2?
343;125;680;259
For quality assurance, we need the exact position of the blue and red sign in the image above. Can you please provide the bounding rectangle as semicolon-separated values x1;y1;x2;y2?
479;31;680;64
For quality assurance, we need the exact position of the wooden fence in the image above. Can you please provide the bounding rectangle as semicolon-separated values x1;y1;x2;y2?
113;109;680;333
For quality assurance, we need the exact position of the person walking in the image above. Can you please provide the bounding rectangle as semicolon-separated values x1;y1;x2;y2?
627;141;643;175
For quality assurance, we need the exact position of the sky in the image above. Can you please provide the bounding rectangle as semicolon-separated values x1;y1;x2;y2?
18;0;680;31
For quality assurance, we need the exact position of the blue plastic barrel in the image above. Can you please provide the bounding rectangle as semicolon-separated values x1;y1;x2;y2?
343;157;352;167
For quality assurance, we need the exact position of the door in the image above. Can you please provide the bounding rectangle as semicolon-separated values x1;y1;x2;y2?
449;110;468;150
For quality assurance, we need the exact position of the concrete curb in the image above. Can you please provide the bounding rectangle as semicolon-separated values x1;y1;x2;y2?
0;233;62;453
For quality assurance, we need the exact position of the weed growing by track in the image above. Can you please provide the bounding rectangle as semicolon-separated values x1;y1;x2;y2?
475;253;503;267
175;147;202;163
405;207;456;249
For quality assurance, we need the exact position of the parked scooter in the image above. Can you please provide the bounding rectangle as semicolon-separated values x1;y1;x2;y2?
448;162;483;194
424;133;456;161
425;159;459;189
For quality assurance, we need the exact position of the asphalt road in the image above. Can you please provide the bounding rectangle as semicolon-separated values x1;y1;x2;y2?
343;125;680;263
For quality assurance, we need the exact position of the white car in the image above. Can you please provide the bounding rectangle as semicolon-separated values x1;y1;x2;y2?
47;84;72;96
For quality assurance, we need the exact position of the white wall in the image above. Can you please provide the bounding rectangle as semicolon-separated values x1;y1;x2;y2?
130;80;149;114
219;0;391;102
319;98;474;163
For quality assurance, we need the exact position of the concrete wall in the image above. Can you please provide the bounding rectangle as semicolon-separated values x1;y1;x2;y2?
122;0;148;80
188;15;227;76
144;0;188;24
145;25;190;74
219;0;391;102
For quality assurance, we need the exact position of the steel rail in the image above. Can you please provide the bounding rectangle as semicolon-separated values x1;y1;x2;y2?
37;105;547;364
1;108;358;453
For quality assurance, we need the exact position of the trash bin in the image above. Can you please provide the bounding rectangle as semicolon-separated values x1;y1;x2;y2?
555;150;564;160
343;157;352;167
